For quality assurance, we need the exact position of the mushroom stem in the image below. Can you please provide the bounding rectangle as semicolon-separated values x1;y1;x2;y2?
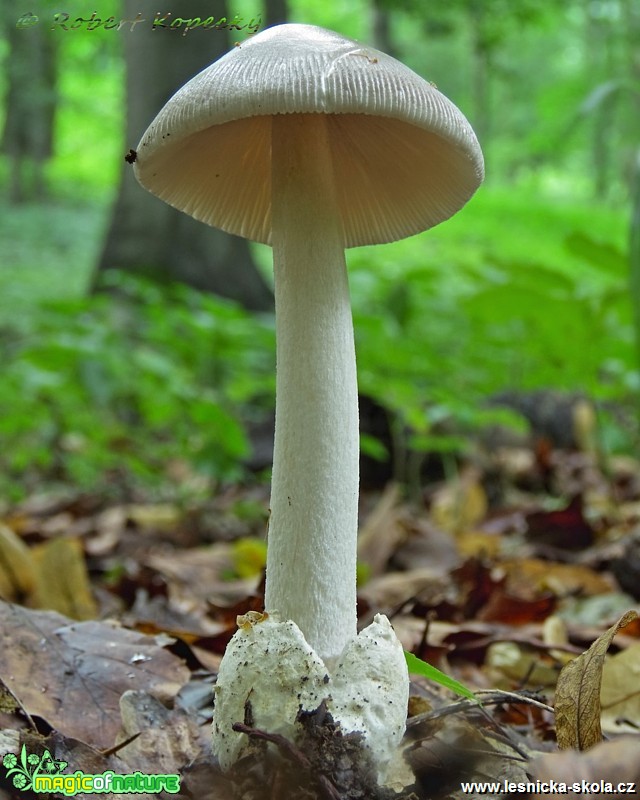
265;113;359;663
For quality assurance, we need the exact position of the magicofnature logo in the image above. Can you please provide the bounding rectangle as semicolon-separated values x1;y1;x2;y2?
2;745;180;795
3;746;67;790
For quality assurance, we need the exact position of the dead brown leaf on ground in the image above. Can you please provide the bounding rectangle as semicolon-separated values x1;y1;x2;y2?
600;641;640;735
529;737;640;799
31;537;97;619
0;601;189;750
554;610;638;750
0;439;639;798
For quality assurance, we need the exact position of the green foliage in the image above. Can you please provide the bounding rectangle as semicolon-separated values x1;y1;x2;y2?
1;1;636;505
228;536;268;579
284;0;368;38
51;26;124;195
0;185;635;500
0;200;102;320
630;164;640;374
0;273;275;500
350;188;634;458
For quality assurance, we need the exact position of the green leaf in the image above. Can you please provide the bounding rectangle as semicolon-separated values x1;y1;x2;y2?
360;432;389;462
404;651;477;701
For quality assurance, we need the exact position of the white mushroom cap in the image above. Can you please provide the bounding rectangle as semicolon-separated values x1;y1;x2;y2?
134;23;484;248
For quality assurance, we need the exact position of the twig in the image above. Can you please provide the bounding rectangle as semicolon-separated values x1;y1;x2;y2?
474;689;554;714
407;688;553;730
101;732;141;757
232;722;342;800
232;722;311;768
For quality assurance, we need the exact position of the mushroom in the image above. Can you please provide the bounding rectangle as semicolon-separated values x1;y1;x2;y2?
133;22;483;784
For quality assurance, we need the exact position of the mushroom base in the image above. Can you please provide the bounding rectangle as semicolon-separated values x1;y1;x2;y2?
212;702;413;800
212;612;410;790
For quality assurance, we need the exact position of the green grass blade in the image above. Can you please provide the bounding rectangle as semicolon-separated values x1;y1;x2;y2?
404;651;477;701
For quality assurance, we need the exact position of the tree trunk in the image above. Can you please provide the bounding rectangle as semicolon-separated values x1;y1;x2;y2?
622;0;640;192
370;0;396;58
629;150;640;376
468;1;491;156
263;0;288;28
585;5;616;202
1;11;57;203
94;0;273;312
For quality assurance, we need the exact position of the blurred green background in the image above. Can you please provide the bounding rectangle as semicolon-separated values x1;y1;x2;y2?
0;0;638;503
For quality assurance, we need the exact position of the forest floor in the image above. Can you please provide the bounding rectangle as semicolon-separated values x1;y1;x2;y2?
0;433;640;799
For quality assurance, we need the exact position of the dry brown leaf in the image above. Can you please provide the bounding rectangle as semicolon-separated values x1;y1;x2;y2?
456;530;502;558
31;537;97;620
127;503;183;533
0;601;189;750
116;689;202;774
502;558;613;598
147;544;259;609
39;512;76;537
431;471;488;535
486;641;561;687
600;641;640;734
529;737;640;799
543;615;574;666
357;484;405;576
391;516;460;573
85;505;128;556
37;732;132;794
477;586;556;624
181;759;235;800
2;703;205;799
357;567;449;610
525;496;594;550
406;711;531;797
555;609;638;750
0;524;37;603
125;590;228;640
